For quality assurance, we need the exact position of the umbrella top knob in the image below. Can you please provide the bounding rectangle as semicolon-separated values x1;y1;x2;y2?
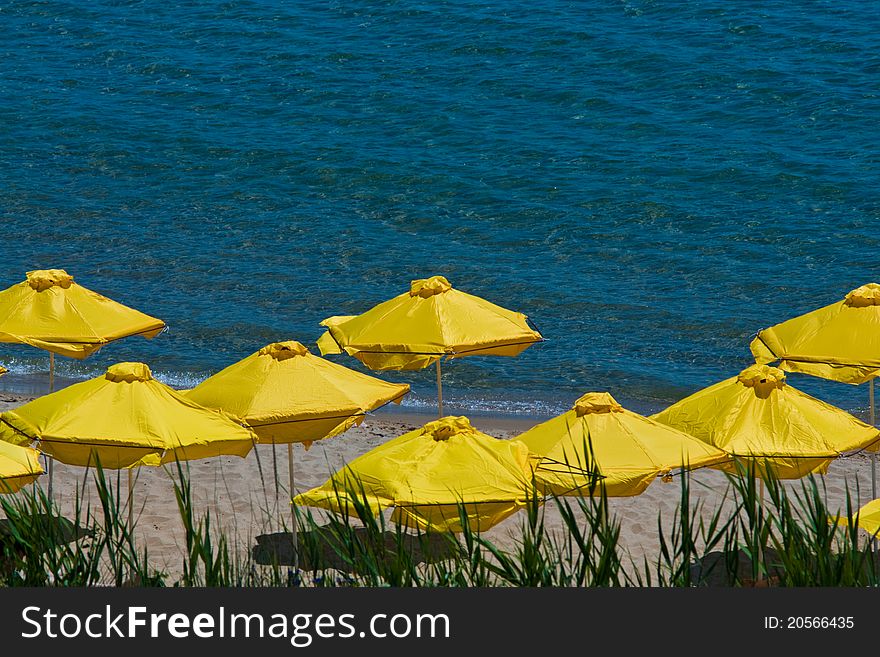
410;276;452;298
259;341;310;360
105;362;153;383
845;283;880;307
26;269;74;292
574;392;623;416
738;364;786;390
421;415;473;440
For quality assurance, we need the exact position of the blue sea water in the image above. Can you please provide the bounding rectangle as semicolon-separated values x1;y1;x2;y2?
0;1;878;417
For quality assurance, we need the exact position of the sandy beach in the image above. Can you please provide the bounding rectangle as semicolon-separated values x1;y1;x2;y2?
1;392;877;582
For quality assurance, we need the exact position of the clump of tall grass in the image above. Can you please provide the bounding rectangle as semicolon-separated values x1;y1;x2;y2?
1;461;877;587
642;469;736;587
648;461;879;587
752;463;877;586
0;464;163;586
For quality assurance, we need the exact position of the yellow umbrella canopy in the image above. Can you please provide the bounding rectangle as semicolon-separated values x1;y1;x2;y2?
517;392;728;497
652;365;880;479
839;498;880;537
0;269;165;360
0;440;43;494
751;283;880;384
0;362;256;469
316;275;543;371
294;416;536;532
186;341;410;446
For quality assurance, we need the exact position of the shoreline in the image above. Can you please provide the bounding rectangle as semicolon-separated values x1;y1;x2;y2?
0;388;552;435
2;361;875;427
370;404;554;433
0;370;559;431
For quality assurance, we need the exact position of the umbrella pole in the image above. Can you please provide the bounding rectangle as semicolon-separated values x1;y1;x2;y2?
757;477;765;583
272;439;280;504
46;456;53;502
871;380;876;499
871;380;877;554
436;360;443;418
288;442;299;571
47;352;55;501
127;468;136;583
127;468;134;537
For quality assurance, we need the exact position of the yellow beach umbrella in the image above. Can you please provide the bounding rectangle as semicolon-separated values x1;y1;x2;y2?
187;341;409;446
750;283;880;494
840;499;880;538
751;284;880;384
186;340;409;549
517;392;728;497
295;416;535;532
316;275;543;416
0;362;255;467
0;269;165;496
0;363;41;494
0;440;43;494
0;269;165;361
0;362;256;529
652;365;880;480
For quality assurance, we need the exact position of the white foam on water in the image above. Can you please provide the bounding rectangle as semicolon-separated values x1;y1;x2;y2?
395;393;568;417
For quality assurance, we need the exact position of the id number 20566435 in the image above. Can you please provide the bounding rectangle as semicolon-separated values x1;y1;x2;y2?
763;617;854;630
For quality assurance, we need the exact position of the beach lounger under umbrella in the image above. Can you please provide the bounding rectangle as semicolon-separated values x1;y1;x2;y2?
652;365;880;480
517;392;728;497
0;440;43;494
0;362;256;530
295;416;536;533
316;275;543;417
186;340;410;548
750;283;880;496
0;269;166;495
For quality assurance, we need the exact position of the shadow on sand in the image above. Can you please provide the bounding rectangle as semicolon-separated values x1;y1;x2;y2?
689;548;785;587
253;527;457;574
0;513;94;574
690;547;880;586
0;513;93;546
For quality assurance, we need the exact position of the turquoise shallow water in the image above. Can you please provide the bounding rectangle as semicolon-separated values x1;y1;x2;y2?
1;1;878;416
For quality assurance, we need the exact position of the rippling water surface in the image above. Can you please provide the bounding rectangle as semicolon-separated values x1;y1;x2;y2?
1;1;878;416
